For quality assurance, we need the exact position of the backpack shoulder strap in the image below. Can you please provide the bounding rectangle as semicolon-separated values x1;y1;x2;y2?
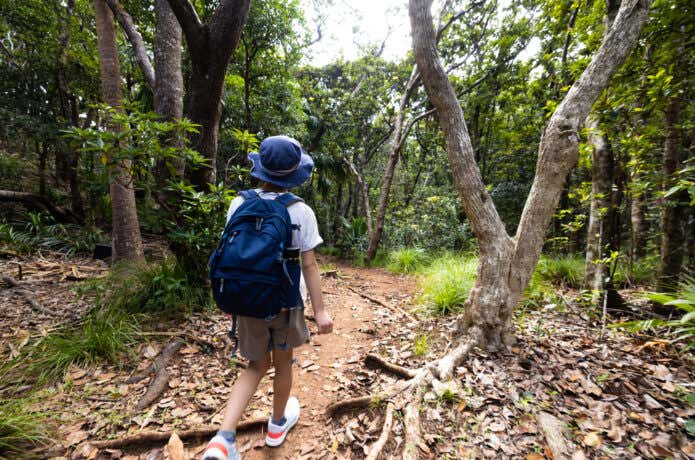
275;192;304;208
239;189;260;201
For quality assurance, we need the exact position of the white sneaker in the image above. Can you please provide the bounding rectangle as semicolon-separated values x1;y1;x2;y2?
201;434;241;460
265;396;300;447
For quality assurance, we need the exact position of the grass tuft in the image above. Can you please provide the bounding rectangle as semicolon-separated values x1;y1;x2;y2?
1;306;139;388
418;254;477;315
79;258;210;316
386;248;430;274
532;256;585;289
0;398;51;459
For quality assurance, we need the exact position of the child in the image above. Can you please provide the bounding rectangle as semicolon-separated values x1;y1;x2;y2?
202;136;334;460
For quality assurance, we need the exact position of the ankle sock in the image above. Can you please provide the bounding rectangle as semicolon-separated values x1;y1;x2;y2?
271;416;287;426
218;430;236;443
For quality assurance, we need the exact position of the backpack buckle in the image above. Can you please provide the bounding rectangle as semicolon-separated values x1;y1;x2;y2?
256;217;264;230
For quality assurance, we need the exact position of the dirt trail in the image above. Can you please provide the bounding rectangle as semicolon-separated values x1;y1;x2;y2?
223;260;416;459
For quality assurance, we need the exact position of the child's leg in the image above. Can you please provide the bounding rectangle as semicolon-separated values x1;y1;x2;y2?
271;347;293;420
219;352;271;431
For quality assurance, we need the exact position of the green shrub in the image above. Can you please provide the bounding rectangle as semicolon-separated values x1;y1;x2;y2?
386;248;430;274
613;257;657;287
80;258;210;316
610;276;695;349
532;256;585;289
418;254;477;315
0;398;51;459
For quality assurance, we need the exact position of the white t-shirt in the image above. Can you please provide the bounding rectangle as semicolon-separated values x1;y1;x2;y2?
225;189;323;302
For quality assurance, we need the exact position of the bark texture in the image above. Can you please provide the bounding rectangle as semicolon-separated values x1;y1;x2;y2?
657;97;687;290
410;0;649;349
94;0;144;263
584;116;615;291
166;0;251;188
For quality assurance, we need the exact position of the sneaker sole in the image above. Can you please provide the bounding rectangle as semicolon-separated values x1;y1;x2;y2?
265;416;298;447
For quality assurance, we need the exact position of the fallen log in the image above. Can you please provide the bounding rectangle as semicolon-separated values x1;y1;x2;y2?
132;339;184;410
0;189;81;223
127;339;184;384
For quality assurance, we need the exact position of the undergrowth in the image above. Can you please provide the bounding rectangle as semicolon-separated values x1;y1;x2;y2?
1;258;207;389
0;398;51;459
0;306;140;388
418;253;477;315
386;247;430;274
77;257;210;316
0;212;103;255
611;276;695;349
532;256;585;289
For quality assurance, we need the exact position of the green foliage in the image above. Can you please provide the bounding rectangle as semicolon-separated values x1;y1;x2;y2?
385;195;471;252
418;254;477;315
386;248;430;274
0;397;51;459
79;258;210;316
413;333;429;357
1;305;139;387
532;256;586;289
610;277;695;349
336;216;368;258
0;151;27;189
63;104;203;185
613;257;657;287
0;213;103;255
163;182;235;277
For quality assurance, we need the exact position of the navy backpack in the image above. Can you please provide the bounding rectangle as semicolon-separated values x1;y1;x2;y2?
208;190;304;319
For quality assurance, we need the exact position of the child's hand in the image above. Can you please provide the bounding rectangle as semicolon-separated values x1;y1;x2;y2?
315;311;333;334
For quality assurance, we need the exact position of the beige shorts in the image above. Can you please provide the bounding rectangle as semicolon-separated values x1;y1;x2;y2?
236;309;310;362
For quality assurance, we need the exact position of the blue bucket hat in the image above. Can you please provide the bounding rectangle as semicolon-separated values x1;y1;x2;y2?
248;135;314;189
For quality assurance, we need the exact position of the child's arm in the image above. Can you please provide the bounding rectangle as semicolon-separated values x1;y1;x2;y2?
301;249;333;334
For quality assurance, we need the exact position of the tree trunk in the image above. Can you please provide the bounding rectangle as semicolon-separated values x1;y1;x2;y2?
410;0;649;350
366;67;419;262
630;161;647;259
154;0;184;180
165;0;251;189
94;0;144;263
657;97;687;291
38;143;47;197
584;116;615;292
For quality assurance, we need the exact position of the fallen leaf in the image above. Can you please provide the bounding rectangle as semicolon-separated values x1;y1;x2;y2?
583;432;602;448
166;433;185;460
525;454;544;460
66;430;89;446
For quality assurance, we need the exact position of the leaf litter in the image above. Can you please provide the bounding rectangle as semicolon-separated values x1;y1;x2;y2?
0;253;693;459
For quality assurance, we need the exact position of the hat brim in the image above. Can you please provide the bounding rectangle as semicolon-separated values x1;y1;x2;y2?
248;151;314;189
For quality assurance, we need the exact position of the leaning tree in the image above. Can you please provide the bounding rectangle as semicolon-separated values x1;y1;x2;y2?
327;0;650;458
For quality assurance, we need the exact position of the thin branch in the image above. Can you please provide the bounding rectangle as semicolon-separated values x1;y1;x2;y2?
105;0;156;89
365;403;395;460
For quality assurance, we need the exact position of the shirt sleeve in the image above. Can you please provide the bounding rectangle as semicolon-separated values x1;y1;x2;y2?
296;204;323;252
226;196;244;223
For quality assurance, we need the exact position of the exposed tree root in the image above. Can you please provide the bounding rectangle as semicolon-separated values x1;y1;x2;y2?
328;335;478;458
365;402;394;460
326;395;376;417
365;353;416;379
88;417;266;449
131;339;183;410
536;411;584;460
127;338;183;384
346;286;417;322
2;275;59;316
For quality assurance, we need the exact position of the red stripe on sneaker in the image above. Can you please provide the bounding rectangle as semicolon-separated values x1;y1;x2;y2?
267;430;285;439
206;442;228;457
